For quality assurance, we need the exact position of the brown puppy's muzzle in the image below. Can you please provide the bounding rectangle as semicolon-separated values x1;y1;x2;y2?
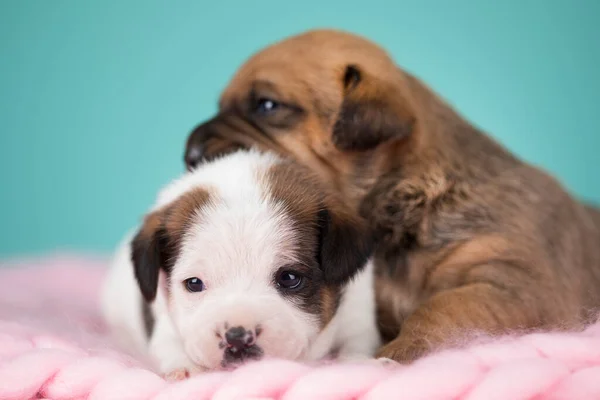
184;111;292;171
184;114;253;171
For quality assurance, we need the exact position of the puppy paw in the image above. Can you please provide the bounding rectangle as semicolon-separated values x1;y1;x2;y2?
335;353;373;363
376;357;400;367
375;337;430;364
336;354;400;368
163;368;190;382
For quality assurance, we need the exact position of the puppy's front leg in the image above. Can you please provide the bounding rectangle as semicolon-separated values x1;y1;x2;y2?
376;279;544;363
335;333;381;363
149;314;199;380
334;261;383;363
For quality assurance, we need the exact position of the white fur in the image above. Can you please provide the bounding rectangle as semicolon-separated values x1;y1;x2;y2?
101;150;381;375
100;230;147;356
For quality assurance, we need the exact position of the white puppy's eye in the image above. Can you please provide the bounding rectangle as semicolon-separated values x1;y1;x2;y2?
276;270;303;290
184;277;205;293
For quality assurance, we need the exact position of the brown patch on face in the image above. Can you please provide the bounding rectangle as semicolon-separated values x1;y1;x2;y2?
263;159;323;246
161;188;213;242
263;160;373;328
262;160;332;328
131;188;213;303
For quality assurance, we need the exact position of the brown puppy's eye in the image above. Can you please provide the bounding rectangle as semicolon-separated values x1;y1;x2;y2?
254;97;280;115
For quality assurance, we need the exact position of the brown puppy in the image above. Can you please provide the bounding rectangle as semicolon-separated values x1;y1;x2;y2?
184;29;600;363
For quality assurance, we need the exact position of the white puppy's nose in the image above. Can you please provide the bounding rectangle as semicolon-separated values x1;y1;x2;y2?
219;325;264;368
224;326;255;349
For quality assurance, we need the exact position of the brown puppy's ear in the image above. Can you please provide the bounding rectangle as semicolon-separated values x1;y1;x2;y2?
130;212;173;302
316;206;374;285
332;65;415;151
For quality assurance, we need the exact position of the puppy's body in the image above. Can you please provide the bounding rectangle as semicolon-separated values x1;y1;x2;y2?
101;150;380;375
184;29;600;362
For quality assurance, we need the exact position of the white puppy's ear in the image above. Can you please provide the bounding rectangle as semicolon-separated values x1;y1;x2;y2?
316;205;374;285
130;212;173;302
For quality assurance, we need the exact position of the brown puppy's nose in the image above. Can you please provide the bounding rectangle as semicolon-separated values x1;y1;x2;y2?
224;326;254;350
185;115;250;171
184;121;214;170
184;144;204;171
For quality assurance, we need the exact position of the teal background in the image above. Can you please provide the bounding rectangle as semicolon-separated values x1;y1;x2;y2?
1;1;598;258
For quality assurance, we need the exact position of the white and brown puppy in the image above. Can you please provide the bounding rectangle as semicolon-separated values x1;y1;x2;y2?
101;149;380;378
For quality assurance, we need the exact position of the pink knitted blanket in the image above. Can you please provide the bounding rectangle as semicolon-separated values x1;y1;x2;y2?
0;255;599;400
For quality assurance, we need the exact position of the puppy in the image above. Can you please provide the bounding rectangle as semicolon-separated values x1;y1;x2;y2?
101;149;380;377
183;29;600;363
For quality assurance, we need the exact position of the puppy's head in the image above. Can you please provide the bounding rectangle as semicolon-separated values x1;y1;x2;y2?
131;150;372;370
185;29;419;207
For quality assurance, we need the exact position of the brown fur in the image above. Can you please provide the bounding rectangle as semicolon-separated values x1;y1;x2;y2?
184;29;600;363
131;188;213;302
264;160;371;327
